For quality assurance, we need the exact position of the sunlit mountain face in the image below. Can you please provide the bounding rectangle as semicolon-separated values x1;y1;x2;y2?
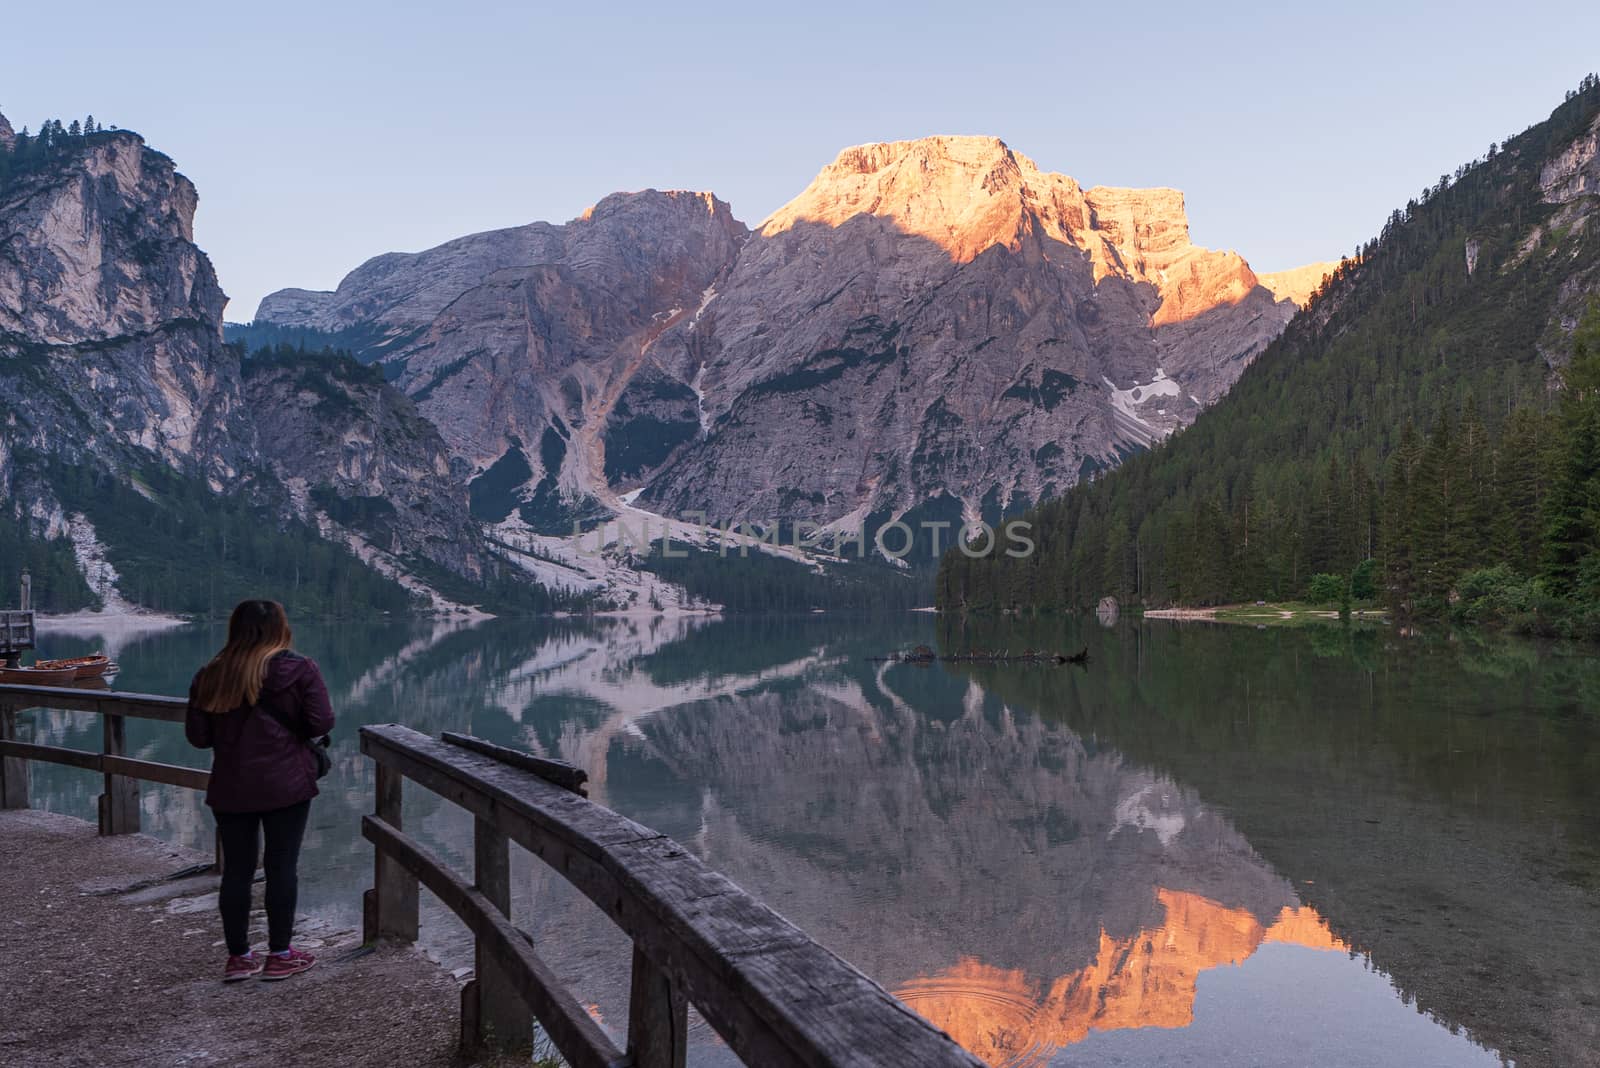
24;613;1598;1067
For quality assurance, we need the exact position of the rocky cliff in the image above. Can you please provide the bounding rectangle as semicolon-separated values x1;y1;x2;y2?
395;191;747;482
255;136;1328;538
0;115;490;610
1541;110;1600;204
241;350;484;581
255;192;748;534
0;126;245;480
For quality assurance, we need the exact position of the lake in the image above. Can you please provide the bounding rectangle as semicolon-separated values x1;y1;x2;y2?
20;613;1600;1067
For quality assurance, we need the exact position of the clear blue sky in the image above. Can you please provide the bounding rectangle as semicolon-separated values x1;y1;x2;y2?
7;1;1598;320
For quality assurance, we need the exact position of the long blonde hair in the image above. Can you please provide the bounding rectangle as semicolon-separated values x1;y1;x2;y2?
192;600;294;713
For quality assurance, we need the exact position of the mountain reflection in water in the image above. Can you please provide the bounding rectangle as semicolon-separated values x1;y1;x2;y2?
897;892;1346;1067
23;613;1598;1068
902;895;1350;1068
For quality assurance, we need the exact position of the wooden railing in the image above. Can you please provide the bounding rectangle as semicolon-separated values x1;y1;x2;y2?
0;683;207;834
0;687;984;1065
361;724;984;1068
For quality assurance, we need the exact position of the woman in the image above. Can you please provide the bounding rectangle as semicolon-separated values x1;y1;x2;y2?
186;599;334;983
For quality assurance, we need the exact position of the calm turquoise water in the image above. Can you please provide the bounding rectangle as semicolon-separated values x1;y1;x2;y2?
20;614;1600;1067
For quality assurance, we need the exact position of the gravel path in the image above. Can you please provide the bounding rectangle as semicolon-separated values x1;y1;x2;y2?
0;809;481;1067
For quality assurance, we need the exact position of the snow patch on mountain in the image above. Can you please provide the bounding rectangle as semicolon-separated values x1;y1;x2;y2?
1103;369;1183;444
691;363;711;435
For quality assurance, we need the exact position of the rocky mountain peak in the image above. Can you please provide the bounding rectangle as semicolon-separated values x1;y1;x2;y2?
255;188;745;340
792;134;1027;195
637;138;1338;526
1081;187;1193;269
0;110;15;151
0;131;219;348
581;188;728;223
760;135;1065;263
758;136;1283;326
1257;261;1342;308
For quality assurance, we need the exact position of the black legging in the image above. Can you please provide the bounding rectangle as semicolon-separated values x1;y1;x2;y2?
214;801;311;956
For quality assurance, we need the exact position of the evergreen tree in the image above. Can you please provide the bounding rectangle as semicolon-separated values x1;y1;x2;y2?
1489;407;1544;571
1539;409;1600;597
1539;302;1600;597
1411;413;1464;611
1381;423;1422;617
1100;505;1134;602
1306;456;1341;575
1458;396;1495;569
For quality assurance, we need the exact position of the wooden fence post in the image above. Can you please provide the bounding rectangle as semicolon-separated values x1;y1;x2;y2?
0;701;29;810
627;945;687;1068
463;816;528;1054
97;714;139;835
366;763;418;943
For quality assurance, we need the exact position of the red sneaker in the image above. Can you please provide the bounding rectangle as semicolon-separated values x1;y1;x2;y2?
261;947;316;981
223;953;264;982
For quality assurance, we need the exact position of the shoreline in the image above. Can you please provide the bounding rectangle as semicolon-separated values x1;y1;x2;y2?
1142;607;1219;621
34;608;191;634
591;606;723;619
1143;603;1391;627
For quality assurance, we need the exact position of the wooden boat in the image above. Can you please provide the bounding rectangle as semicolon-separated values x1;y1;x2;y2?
35;653;114;680
0;664;80;686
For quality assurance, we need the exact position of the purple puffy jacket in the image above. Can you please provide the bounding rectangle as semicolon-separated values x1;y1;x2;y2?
185;651;335;813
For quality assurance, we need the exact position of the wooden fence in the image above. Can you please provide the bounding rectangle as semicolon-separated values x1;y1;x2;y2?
361;723;984;1067
0;683;204;833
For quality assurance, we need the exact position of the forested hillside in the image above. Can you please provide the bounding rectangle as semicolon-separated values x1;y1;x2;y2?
938;76;1600;636
45;458;417;617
